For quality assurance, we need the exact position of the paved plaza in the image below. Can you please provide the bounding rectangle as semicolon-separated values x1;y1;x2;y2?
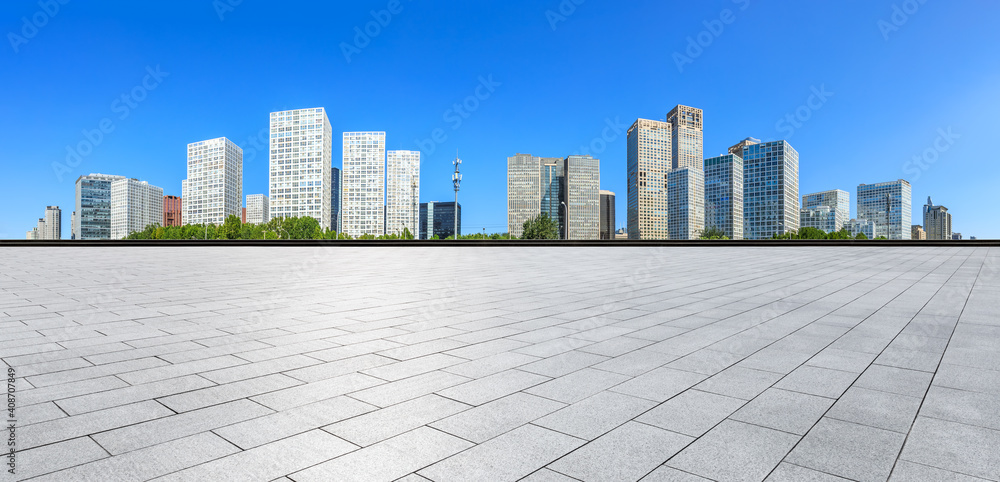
1;245;998;481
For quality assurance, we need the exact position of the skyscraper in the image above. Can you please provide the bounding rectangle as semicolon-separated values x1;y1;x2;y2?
742;140;800;240
728;137;760;157
626;119;671;239
269;108;333;229
704;154;743;240
163;195;182;227
419;201;461;239
599;190;615;240
667;105;704;170
385;149;420;236
857;180;911;240
342;131;386;236
923;196;951;240
565;155;600;240
44;206;61;240
507;153;542;238
183;137;243;226
802;189;850;232
799;206;837;233
75;173;126;240
667;167;704;240
70;211;76;240
540;157;565;238
110;178;163;239
331;167;341;233
246;194;269;224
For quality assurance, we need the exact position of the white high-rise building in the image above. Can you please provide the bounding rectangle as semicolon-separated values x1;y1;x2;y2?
70;211;77;240
566;155;600;240
183;137;242;226
385;150;420;236
342;131;386;236
857;179;911;240
111;178;163;239
44;206;61;240
269;108;332;229
246;194;269;224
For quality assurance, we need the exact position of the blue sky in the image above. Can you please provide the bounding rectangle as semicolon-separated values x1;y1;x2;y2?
2;0;998;239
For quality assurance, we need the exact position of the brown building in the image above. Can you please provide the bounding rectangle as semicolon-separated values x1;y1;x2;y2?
163;195;182;226
241;207;247;223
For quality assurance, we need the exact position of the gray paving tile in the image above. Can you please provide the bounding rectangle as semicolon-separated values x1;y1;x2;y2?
610;366;706;402
920;385;1000;431
55;374;216;416
442;351;540;378
432;392;566;443
214;395;375;449
694;366;783;400
21;400;173;450
12;436;110;480
549;421;692;481
157;373;301;412
786;417;907;482
637;389;745;437
774;365;858;399
592;348;680;376
765;462;852;481
666;419;800;482
899;416;1000;479
251;372;383;410
640;466;713;481
854;364;934;398
889;460;989;481
324;394;469;446
528;367;630;404
826;386;922;433
518;350;609;377
521;468;579;481
348;370;470;407
437;368;550;405
730;387;834;435
535;390;656;440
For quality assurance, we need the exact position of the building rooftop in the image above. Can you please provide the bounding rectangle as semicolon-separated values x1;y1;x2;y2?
1;246;997;480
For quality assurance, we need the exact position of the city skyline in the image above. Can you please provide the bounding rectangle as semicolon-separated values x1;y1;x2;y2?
2;1;997;239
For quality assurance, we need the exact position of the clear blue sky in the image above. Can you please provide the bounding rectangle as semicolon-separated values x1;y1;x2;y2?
2;0;998;239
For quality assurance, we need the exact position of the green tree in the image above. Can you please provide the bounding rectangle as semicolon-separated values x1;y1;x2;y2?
521;213;559;239
220;215;242;239
855;232;868;240
699;226;728;240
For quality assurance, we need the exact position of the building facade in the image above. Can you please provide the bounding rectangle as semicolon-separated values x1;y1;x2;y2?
952;233;963;240
704;154;743;239
565;155;600;240
331;167;341;233
728;137;760;157
802;189;849;232
923;196;951;240
385;150;420;236
667;167;705;240
246;194;269;224
599;190;615;240
419;201;461;239
70;211;76;240
183;137;243;226
269;108;333;229
667;105;704;170
911;225;927;240
626;119;671;239
43;206;61;240
507;153;542;238
110;178;163;239
342;131;386;236
540;157;566;238
75;174;126;240
800;206;838;233
845;217;875;239
163;195;182;227
857;179;912;239
741;140;800;239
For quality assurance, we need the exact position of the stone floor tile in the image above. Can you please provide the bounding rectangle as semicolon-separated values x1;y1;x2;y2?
730;388;834;436
785;417;907;482
535;390;656;440
549;421;693;481
637;389;745;437
666;420;800;482
431;392;565;443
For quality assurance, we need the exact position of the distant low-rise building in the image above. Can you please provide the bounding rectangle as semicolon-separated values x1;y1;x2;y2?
952;233;963;240
111;178;164;239
163;195;182;227
845;217;875;239
911;225;926;240
615;227;627;240
246;194;269;225
420;201;461;239
923;197;951;240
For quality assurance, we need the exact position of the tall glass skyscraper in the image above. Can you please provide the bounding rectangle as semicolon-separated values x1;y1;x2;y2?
507;153;542;238
667;167;704;240
269;108;333;229
342;131;386;236
626;119;671;239
667;105;703;170
74;173;126;240
540;157;565;238
565;155;600;240
419;201;461;239
923;196;951;240
330;167;341;233
704;154;743;240
183;137;243;226
741;140;800;240
599;190;615;239
385;150;420;236
857;180;912;239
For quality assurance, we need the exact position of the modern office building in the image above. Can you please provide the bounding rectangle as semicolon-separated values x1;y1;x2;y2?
385;150;420;236
419;201;461;239
800;206;838;233
565;155;600;240
741;140;800;239
342;131;386;236
43;206;61;240
75;173;126;240
802;189;849;232
667;105;704;170
615;227;627;240
599;190;615;240
626;119;671;240
508;153;543;238
70;211;76;240
923;196;951;240
246;194;269;225
728;137;760;157
912;225;927;240
110;178;163;239
845;217;876;239
952;233;963;240
331;167;341;233
163;195;182;227
26;228;38;240
183;137;243;226
857;179;912;240
269;108;333;229
667;167;704;240
540;157;566;238
704;154;743;240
